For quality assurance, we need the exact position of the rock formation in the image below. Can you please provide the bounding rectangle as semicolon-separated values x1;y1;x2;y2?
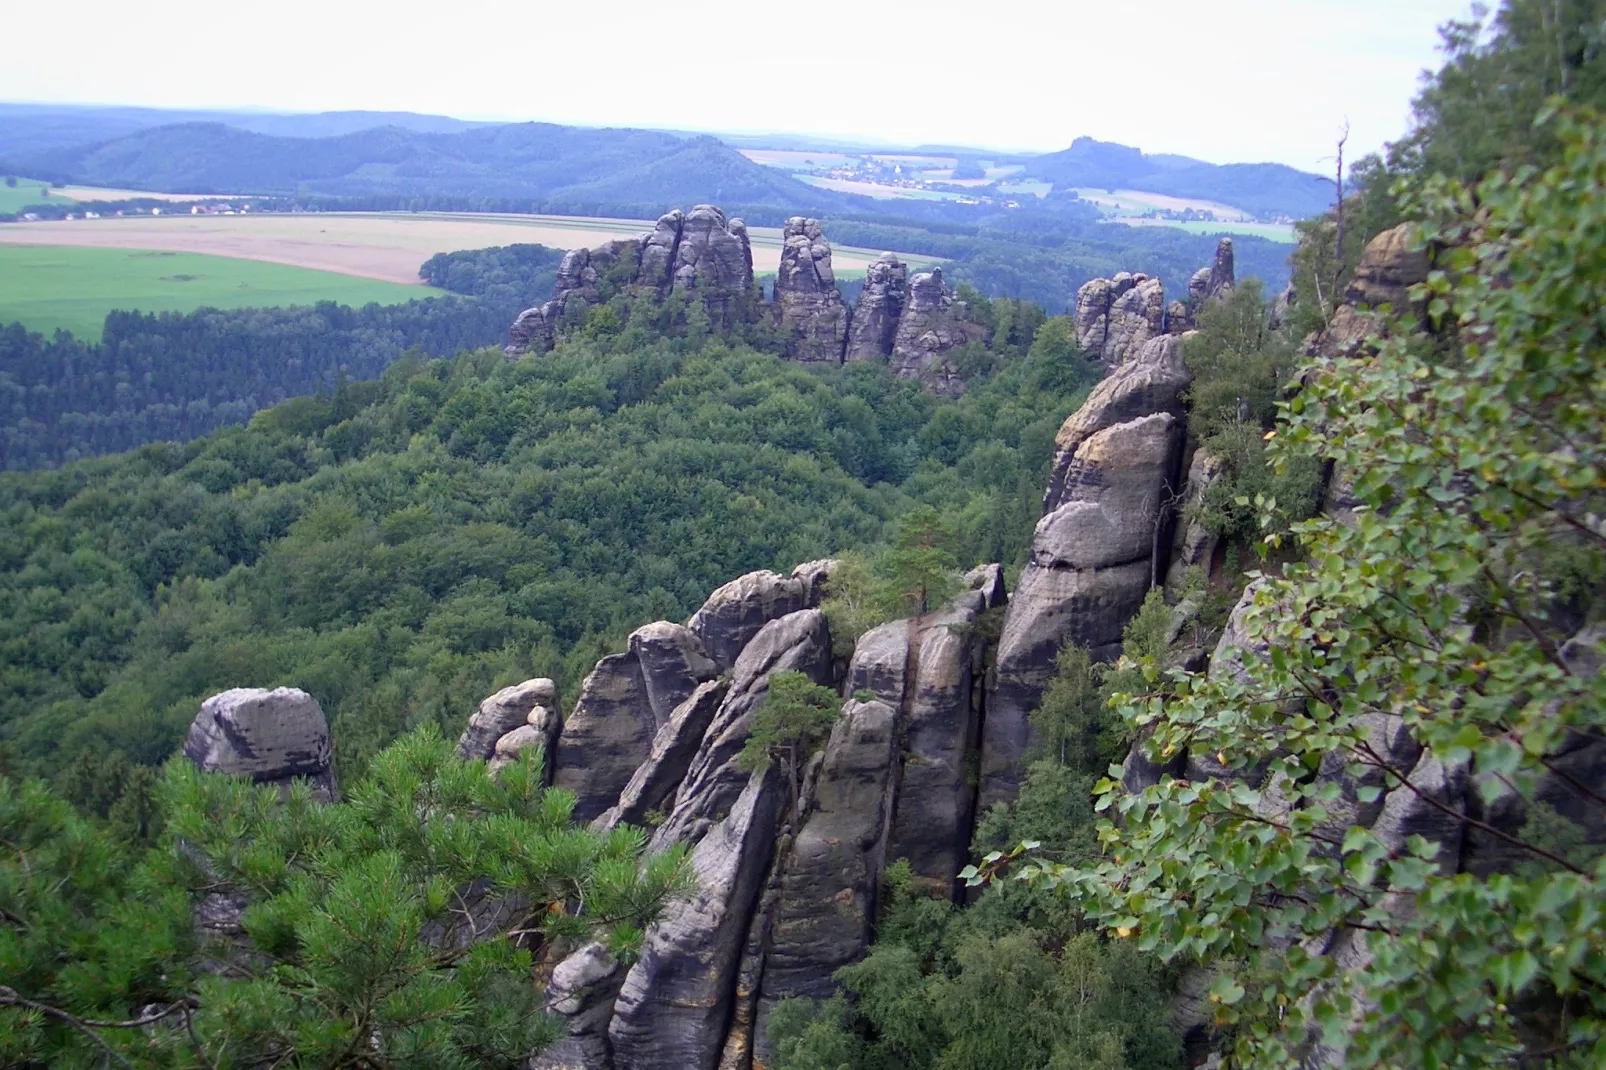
887;266;988;397
183;687;336;798
457;677;559;761
980;335;1191;811
1074;272;1166;366
773;217;849;362
1170;238;1235;332
687;561;833;671
506;206;756;356
844;253;908;362
551;622;719;824
1162;447;1227;589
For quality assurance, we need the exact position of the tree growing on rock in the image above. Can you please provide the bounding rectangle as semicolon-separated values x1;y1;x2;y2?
739;670;843;822
880;505;961;618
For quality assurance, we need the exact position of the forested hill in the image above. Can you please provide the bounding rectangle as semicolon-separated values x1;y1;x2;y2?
0;325;1088;789
9;121;846;212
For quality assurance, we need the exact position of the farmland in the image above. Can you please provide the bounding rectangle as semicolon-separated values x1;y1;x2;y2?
0;211;929;286
0;178;72;214
0;245;438;340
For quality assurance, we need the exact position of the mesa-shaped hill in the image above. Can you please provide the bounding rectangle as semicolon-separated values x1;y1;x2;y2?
1021;136;1332;219
8;120;848;209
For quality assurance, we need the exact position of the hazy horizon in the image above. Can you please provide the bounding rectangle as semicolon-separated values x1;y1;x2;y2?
4;0;1475;173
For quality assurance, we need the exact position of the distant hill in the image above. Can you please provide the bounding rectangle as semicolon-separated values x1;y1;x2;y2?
9;121;844;210
0;103;495;159
1022;137;1332;219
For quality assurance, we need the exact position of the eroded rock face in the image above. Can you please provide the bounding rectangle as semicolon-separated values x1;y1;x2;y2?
609;769;786;1070
774;217;849;363
980;336;1191;810
1163;448;1228;589
886;573;1005;894
531;942;626;1070
594;679;729;831
1304;224;1429;360
753;699;899;1058
844;253;908;362
1075;272;1167;366
672;205;758;328
687;562;832;672
457;677;558;761
1172;239;1235;333
888;266;987;396
506;303;558;357
652;609;834;851
552;623;719;823
184;687;334;796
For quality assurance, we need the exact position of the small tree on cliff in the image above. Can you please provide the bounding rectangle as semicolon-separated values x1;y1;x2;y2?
881;505;961;618
739;670;843;822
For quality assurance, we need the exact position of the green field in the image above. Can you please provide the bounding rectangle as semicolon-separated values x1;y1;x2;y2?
0;178;73;214
0;245;441;340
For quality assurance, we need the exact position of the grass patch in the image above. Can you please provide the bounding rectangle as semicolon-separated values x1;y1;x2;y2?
0;245;440;340
0;178;74;215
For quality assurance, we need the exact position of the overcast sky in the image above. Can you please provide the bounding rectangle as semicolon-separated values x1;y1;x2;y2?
4;0;1475;172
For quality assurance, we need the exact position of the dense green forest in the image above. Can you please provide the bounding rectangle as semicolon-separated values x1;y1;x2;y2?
0;310;1085;792
0;245;563;469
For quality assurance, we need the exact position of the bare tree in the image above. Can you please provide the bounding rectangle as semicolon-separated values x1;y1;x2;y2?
1331;120;1351;310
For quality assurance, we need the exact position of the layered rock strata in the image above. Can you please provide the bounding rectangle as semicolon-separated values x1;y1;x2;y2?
773;217;849;362
183;686;336;798
979;335;1191;811
1074;271;1166;366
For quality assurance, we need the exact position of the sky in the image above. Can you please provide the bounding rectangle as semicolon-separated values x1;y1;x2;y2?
3;0;1477;172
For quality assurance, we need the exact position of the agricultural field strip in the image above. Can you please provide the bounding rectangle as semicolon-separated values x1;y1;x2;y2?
0;211;935;285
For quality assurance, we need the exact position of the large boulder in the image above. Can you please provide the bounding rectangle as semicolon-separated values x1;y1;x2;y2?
888;266;987;396
773;217;849;363
531;942;627;1070
506;302;559;357
669;205;758;328
183;687;334;797
609;769;786;1070
980;336;1191;810
551;622;718;823
844;253;908;362
1304;224;1429;360
457;677;558;761
753;699;899;1059
687;561;832;672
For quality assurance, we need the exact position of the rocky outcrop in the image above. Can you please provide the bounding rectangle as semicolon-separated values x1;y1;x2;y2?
457;677;559;761
1162;448;1228;589
609;769;786;1070
844;253;909;362
652;609;834;851
1303;224;1429;360
533;942;628;1070
888;266;988;396
752;698;899;1058
551;623;719;824
774;217;849;363
980;336;1191;810
1075;272;1167;366
1171;238;1235;332
183;687;335;798
594;679;728;831
687;561;833;672
506;207;755;355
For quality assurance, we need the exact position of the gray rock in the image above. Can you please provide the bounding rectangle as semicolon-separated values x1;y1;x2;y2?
457;677;558;760
506;302;559;357
845;620;910;707
774;217;849;363
610;768;786;1070
183;687;334;795
1163;448;1229;589
486;714;558;777
594;679;729;831
688;569;811;672
1075;272;1166;366
652;610;834;852
844;253;908;362
672;205;758;328
530;942;625;1070
1043;334;1192;511
888;266;987;396
886;586;993;894
552;623;719;823
754;699;899;1057
979;338;1192;811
